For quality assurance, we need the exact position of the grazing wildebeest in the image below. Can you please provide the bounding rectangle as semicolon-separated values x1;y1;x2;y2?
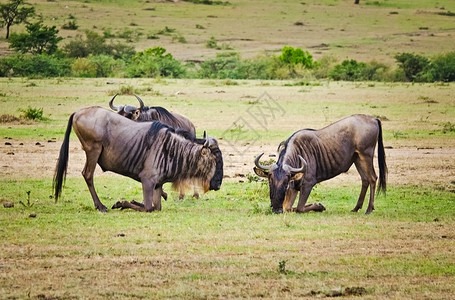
254;114;387;214
109;94;198;199
109;94;196;137
53;107;223;212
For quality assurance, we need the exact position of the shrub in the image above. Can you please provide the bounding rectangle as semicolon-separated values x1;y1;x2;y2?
329;59;367;81
19;107;46;121
279;46;314;68
394;53;429;82
198;52;241;79
62;20;78;30
72;55;124;77
206;36;218;49
71;58;97;77
0;54;72;77
63;30;134;59
425;52;455;82
125;47;185;78
328;59;390;81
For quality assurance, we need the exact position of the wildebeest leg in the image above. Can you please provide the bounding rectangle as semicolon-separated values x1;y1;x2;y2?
295;182;315;213
152;185;163;211
283;188;298;212
112;200;145;211
130;200;144;207
140;177;158;212
81;145;107;212
353;154;377;214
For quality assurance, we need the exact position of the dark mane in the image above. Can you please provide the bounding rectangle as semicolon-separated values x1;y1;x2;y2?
147;121;198;142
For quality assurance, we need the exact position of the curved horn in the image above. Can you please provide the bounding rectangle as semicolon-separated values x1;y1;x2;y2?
203;136;210;148
285;155;307;174
109;94;119;111
254;153;272;171
134;94;145;110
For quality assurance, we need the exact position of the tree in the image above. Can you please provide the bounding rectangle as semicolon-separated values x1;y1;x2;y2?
9;21;62;54
395;53;429;82
0;0;35;39
279;46;314;68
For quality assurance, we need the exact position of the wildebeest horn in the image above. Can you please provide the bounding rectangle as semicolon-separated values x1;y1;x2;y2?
134;94;145;110
285;155;307;174
203;133;210;148
254;153;272;171
109;94;119;111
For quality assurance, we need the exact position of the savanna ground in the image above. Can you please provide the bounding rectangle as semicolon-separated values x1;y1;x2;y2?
0;78;454;299
1;0;455;299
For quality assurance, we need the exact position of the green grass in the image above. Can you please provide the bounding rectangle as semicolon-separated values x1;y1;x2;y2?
0;78;454;298
1;178;454;299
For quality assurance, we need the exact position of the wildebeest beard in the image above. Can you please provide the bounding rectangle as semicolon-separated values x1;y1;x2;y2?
269;168;289;213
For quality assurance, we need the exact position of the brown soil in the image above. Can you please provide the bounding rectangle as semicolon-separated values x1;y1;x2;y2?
1;137;454;192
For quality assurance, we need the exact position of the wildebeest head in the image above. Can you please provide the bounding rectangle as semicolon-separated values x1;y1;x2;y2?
200;132;223;191
109;94;145;120
254;153;306;213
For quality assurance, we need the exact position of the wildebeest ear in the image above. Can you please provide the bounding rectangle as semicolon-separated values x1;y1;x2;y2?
253;167;269;178
291;172;304;181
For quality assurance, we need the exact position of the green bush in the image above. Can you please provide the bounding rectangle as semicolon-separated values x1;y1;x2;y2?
125;47;185;78
198;52;241;79
62;20;78;30
394;53;429;82
63;30;134;59
279;46;314;68
329;59;367;81
425;52;455;82
72;55;124;77
0;54;72;77
19;107;47;121
71;58;96;77
328;59;390;81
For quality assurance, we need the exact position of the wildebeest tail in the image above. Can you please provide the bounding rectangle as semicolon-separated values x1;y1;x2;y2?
376;119;388;194
53;113;74;202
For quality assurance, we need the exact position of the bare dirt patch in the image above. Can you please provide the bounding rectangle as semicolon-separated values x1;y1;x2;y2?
1;136;454;192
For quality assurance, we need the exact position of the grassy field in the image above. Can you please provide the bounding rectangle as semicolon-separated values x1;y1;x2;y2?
0;78;454;299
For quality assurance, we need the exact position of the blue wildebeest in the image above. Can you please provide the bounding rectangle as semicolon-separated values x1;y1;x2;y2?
109;94;198;199
53;107;223;212
254;114;387;214
109;94;196;137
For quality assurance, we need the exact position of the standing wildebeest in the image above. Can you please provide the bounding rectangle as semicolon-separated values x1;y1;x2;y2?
109;94;196;137
254;114;387;214
109;94;199;199
53;107;223;212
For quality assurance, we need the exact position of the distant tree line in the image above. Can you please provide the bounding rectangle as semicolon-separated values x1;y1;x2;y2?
0;0;454;82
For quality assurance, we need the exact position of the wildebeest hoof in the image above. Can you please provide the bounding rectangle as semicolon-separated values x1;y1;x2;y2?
111;201;125;209
97;205;108;212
